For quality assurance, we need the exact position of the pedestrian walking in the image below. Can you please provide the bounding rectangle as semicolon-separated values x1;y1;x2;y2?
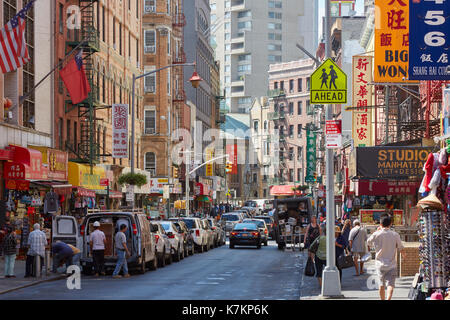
112;224;130;278
367;214;405;300
309;223;327;288
52;241;74;273
335;226;346;283
2;226;17;278
303;216;320;253
341;219;352;249
348;219;368;276
90;221;106;276
25;224;46;277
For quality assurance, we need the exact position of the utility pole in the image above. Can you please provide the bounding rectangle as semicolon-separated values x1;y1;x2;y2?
321;0;342;298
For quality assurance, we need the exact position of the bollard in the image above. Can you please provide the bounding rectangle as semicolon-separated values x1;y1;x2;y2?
35;255;41;278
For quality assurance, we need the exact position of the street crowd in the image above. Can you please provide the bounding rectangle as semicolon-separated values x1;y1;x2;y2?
303;213;405;300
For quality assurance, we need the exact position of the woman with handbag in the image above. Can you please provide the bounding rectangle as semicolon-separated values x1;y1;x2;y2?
308;224;327;288
303;216;320;253
335;226;345;283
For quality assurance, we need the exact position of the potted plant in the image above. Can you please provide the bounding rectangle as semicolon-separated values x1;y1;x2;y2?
117;172;148;188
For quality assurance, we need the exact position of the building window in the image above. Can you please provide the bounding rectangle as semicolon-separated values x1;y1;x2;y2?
145;73;156;93
253;120;259;132
297;168;302;182
263;120;268;131
59;3;64;33
288;102;293;115
58;118;63;150
268;11;282;19
297;124;302;137
237;21;251;30
167;69;171;95
268;33;282;40
289;125;294;138
167;0;170;14
224;32;230;41
113;18;116;49
224;22;230;30
268;22;282;30
119;22;122;55
289;148;294;161
268;44;282;51
144;30;156;53
264;141;270;156
237;10;251;18
74;121;78;152
237;64;251;72
238;54;251;61
289;169;294;182
66;119;71;143
297;101;302;115
306;77;310;91
280;81;284;90
274;82;278;89
268;55;282;62
268;1;282;9
144;110;156;134
145;152;156;174
298;78;302;92
22;1;35;128
102;5;105;42
306;100;311;114
297;146;302;161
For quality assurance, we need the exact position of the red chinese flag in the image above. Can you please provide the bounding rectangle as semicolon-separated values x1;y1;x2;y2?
59;50;91;104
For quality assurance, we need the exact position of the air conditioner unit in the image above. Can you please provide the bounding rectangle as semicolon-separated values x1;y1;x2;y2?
145;128;155;134
145;86;155;93
145;5;156;13
144;45;155;53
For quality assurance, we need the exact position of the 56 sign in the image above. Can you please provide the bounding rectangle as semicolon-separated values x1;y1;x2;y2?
409;0;450;80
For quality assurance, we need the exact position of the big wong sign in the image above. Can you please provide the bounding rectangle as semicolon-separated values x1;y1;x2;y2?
374;0;416;83
355;146;432;179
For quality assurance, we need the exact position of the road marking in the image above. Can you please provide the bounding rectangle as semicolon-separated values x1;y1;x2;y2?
207;277;226;281
195;282;220;285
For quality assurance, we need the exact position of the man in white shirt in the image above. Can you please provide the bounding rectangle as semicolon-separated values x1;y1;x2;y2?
367;214;405;300
90;221;106;276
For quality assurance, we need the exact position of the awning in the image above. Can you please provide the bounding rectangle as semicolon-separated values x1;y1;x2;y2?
29;181;73;195
269;185;302;196
68;162;106;190
4;145;49;180
108;191;123;199
355;180;420;196
195;195;211;202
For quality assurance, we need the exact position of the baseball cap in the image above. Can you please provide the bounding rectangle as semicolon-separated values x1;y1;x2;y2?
93;221;100;227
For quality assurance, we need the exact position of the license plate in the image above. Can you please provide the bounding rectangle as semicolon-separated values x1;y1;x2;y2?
242;233;248;237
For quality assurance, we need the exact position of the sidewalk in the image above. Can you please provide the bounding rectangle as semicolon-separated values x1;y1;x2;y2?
296;251;413;300
0;257;66;295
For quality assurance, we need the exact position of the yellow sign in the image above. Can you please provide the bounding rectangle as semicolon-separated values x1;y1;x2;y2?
352;56;373;146
310;58;347;104
68;162;106;190
205;148;214;177
374;0;416;83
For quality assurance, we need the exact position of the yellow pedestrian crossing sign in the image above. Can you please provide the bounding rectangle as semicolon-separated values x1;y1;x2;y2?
310;58;347;104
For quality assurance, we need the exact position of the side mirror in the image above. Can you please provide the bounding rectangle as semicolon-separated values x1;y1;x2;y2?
189;229;194;234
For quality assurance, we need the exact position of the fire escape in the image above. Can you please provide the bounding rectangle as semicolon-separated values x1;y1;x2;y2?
172;5;187;129
65;0;100;165
420;80;450;138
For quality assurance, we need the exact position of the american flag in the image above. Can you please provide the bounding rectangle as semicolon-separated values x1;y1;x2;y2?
0;0;35;73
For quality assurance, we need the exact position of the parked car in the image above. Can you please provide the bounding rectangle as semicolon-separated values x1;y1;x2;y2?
254;215;275;239
244;199;271;214
150;221;173;267
242;219;269;246
181;217;208;253
221;212;243;236
159;221;185;262
229;223;262;249
207;218;226;247
78;211;158;275
200;218;215;250
171;220;195;256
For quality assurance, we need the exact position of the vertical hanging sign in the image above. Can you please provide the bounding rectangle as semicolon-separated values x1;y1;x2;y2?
352;56;373;147
374;0;416;83
112;104;129;158
305;129;317;183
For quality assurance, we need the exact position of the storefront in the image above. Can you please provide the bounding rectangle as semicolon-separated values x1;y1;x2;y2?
68;162;106;219
138;177;169;219
347;146;432;234
194;181;213;212
1;145;70;259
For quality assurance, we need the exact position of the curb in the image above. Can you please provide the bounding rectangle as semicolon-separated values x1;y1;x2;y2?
0;275;66;295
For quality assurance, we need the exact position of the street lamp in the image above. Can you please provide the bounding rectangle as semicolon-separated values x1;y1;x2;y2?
129;63;201;210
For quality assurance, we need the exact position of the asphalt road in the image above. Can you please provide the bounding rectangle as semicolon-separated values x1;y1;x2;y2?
0;240;307;300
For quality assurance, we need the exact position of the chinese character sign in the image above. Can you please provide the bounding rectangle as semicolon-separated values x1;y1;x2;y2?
112;104;129;158
352;56;373;147
305;129;317;183
374;0;415;82
408;0;450;80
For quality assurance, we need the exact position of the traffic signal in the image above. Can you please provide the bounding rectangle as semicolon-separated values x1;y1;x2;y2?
313;172;317;182
225;161;233;173
172;166;178;178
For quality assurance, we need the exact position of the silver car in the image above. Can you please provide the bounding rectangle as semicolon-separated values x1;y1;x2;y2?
200;219;215;250
150;222;173;267
207;218;226;247
221;213;243;236
158;221;185;261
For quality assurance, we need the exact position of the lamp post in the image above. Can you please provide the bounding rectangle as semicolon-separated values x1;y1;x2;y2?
129;63;201;210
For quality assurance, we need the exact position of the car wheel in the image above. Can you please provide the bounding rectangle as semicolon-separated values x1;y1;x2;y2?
184;246;189;258
149;255;158;271
166;250;173;265
264;240;268;246
158;250;166;268
277;243;285;250
257;243;262;249
229;243;234;249
173;248;181;262
204;244;208;252
180;246;185;260
139;251;146;274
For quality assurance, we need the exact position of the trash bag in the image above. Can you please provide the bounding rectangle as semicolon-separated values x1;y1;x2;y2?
304;257;316;277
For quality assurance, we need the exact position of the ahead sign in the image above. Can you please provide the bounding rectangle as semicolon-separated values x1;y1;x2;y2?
310;58;347;104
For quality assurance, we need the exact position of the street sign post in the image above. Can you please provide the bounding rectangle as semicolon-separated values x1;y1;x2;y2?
310;58;347;104
325;120;342;149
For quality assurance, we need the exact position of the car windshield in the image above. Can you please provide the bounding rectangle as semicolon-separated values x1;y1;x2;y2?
244;201;256;207
244;220;265;228
222;214;239;221
160;223;171;231
233;223;257;231
182;219;196;229
256;217;272;224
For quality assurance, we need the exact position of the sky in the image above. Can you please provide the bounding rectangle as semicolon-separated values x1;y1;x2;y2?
318;0;365;41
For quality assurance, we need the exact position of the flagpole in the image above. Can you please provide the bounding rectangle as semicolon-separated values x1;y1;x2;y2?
8;40;87;113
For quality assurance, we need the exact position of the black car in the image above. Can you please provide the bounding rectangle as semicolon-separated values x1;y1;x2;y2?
229;223;262;249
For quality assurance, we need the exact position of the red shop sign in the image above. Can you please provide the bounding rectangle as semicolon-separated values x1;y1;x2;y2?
5;179;30;191
356;180;419;196
4;162;26;180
